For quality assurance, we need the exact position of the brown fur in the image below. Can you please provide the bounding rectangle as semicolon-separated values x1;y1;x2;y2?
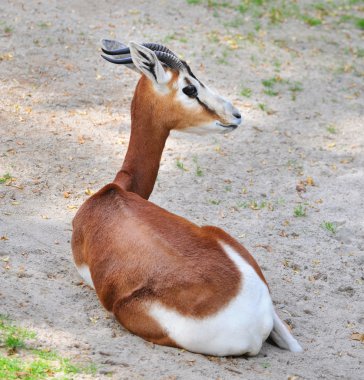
72;183;268;346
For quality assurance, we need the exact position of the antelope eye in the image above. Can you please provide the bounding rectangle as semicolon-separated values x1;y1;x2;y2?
182;85;198;98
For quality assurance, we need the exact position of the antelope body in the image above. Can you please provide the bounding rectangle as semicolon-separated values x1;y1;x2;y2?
72;41;302;356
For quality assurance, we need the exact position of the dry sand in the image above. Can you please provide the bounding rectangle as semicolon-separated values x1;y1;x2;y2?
1;0;363;379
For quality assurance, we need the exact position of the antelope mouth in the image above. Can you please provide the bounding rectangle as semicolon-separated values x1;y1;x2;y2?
218;123;239;132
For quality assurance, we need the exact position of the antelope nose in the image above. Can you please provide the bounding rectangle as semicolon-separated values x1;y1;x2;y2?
233;112;241;119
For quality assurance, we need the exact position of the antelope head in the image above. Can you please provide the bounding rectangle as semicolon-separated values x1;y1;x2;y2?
101;40;242;135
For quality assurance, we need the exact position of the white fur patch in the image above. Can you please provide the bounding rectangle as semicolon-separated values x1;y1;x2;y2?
76;264;95;289
179;122;230;135
148;242;274;356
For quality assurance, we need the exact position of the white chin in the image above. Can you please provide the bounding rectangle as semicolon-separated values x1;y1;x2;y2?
178;123;231;136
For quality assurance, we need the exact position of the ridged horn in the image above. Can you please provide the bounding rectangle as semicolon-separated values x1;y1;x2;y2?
154;51;184;71
102;42;177;57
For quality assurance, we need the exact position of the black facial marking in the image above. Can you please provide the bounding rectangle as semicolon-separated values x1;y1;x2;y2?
181;60;205;88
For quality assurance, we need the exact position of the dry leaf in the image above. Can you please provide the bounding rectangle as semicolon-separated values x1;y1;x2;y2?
0;52;13;61
67;205;78;210
305;176;315;186
296;182;306;193
1;236;9;241
63;191;70;198
254;244;272;252
350;332;364;343
340;157;354;164
85;188;94;196
78;135;85;144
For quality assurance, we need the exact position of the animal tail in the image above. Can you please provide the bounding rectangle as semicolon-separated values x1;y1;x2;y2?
269;310;303;352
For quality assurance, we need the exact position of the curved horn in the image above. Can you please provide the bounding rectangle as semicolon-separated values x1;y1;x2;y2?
143;43;177;57
101;55;133;65
154;51;184;70
102;42;177;57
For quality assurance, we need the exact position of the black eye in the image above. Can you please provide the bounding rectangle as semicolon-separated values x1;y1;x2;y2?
182;85;198;98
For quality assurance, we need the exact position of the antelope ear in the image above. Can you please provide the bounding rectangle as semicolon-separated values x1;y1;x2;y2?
129;41;169;84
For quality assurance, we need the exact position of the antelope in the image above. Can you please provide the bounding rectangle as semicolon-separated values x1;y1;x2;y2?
71;40;303;356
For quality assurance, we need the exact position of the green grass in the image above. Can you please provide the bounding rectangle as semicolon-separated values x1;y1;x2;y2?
237;0;266;14
302;15;322;26
356;48;364;58
216;49;229;65
164;33;188;44
258;103;267;112
293;204;306;217
240;87;252;97
186;0;361;32
273;59;281;72
0;315;36;352
176;159;187;171
289;81;303;100
322;221;336;234
355;18;364;30
289;82;303;93
0;356;96;380
262;77;280;88
193;156;203;177
4;26;13;34
269;7;284;24
0;315;97;379
327;125;337;134
37;22;51;29
196;166;203;177
257;103;275;115
0;173;12;184
237;199;268;210
264;88;279;96
262;76;303;100
209;199;221;205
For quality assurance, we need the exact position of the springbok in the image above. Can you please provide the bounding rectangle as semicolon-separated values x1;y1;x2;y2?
71;40;302;356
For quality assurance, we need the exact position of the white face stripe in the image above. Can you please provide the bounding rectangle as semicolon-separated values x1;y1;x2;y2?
148;241;274;356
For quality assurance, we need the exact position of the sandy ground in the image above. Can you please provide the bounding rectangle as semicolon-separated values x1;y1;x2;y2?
1;0;363;379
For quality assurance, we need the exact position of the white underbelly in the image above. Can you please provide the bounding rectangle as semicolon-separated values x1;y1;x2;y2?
149;242;274;356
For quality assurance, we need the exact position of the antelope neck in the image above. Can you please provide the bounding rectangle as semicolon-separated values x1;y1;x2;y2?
113;117;170;200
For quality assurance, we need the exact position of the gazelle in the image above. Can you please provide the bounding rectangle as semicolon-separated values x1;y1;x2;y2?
71;40;302;356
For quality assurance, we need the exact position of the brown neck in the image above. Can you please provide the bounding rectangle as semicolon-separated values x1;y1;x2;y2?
113;78;170;200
